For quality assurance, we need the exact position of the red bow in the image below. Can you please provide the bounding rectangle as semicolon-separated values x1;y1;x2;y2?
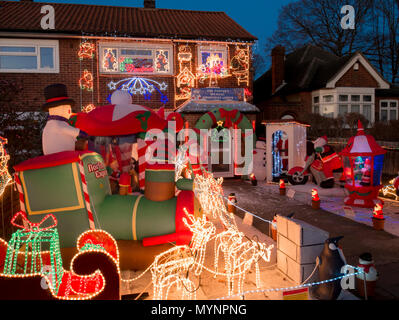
219;109;238;128
11;211;57;232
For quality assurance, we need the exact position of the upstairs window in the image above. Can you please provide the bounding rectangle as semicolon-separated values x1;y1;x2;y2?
0;39;59;73
99;42;173;75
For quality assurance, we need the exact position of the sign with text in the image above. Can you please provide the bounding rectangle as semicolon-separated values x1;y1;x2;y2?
287;189;296;199
191;88;244;101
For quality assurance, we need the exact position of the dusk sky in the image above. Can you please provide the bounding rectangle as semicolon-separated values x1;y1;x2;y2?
30;0;297;76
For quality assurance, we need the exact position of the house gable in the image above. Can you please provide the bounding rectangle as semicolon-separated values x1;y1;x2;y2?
326;53;389;89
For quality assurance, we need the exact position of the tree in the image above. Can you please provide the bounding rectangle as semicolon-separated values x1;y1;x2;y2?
265;0;374;57
265;0;399;84
0;80;46;170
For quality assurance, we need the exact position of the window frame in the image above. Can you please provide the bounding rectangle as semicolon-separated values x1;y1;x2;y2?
380;100;398;122
98;42;174;75
197;44;228;75
0;39;59;73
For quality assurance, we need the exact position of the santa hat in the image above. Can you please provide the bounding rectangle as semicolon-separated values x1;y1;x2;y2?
313;135;328;145
357;120;365;134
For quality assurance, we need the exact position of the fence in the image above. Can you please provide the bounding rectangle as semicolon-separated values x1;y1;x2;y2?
329;138;399;176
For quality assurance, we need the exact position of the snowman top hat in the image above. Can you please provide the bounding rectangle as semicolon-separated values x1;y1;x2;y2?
43;84;75;111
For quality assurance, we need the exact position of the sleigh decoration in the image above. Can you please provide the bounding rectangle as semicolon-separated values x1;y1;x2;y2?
0;212;120;300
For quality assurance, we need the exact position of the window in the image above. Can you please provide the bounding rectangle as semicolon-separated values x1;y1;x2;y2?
99;42;173;75
363;95;372;102
351;95;360;102
323;95;334;102
339;95;348;102
339;104;348;116
0;39;59;73
197;45;228;77
351;104;360;114
380;100;398;122
313;96;319;104
363;105;372;122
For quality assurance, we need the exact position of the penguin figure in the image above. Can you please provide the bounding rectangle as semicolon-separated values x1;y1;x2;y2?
312;236;346;300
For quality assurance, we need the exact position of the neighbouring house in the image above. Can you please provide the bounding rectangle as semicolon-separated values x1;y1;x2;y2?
254;44;399;125
0;0;259;178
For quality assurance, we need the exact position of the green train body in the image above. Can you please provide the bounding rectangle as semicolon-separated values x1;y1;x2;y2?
14;151;193;248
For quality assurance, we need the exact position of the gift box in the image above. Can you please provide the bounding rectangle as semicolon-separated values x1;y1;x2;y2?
3;212;63;293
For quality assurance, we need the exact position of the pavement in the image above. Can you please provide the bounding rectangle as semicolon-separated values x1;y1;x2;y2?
222;178;399;300
119;178;369;301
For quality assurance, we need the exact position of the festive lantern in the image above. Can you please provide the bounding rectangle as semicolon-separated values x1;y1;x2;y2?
279;179;286;195
372;202;385;230
311;188;320;209
340;121;386;208
356;252;378;298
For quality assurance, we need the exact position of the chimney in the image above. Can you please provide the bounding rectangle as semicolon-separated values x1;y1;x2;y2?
271;45;285;94
144;0;155;8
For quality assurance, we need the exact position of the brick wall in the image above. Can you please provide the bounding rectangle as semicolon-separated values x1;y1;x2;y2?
335;62;379;88
1;37;254;114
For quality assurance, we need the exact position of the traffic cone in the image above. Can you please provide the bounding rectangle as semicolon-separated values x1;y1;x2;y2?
279;179;286;195
312;188;320;209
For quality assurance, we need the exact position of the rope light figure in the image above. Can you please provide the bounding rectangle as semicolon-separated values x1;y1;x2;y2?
107;77;168;104
0;137;12;197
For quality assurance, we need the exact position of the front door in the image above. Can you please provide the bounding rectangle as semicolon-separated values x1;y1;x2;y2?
208;128;234;178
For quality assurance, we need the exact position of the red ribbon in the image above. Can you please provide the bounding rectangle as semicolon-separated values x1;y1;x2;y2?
11;211;57;232
219;108;238;128
46;96;69;103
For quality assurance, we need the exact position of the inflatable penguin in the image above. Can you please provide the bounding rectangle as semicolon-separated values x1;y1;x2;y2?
312;236;346;300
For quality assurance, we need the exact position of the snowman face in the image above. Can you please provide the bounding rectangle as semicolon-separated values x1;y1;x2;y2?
48;104;72;119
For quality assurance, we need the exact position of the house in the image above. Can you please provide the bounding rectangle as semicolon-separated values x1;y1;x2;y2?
0;0;259;177
254;45;399;124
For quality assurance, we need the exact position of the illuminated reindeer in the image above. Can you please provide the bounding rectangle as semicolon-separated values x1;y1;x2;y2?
214;226;274;297
150;212;216;300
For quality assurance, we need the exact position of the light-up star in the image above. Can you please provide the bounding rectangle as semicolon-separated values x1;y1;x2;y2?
159;82;168;91
217;120;224;127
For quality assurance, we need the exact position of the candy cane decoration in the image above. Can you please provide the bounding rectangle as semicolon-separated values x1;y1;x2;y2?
78;160;96;230
14;173;26;215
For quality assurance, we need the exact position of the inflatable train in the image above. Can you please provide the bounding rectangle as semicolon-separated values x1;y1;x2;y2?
13;151;200;269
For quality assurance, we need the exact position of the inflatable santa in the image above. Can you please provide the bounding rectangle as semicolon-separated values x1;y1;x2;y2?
312;135;343;188
42;84;88;155
394;173;399;197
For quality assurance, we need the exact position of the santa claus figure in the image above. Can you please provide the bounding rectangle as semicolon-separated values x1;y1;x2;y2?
312;135;343;188
276;132;289;173
42;84;88;155
360;158;371;186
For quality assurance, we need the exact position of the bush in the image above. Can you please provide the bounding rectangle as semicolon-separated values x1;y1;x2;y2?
0;80;46;171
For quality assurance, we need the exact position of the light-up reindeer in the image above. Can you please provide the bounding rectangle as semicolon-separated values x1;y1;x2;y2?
214;226;274;297
150;212;216;300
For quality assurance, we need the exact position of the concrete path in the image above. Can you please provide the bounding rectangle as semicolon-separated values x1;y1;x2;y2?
222;179;399;300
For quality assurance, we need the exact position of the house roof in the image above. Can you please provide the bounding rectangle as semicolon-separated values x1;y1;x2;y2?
254;45;366;103
0;1;257;42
